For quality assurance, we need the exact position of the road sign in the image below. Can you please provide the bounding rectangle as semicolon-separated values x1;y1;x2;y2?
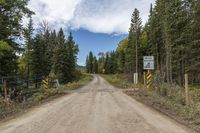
143;56;154;70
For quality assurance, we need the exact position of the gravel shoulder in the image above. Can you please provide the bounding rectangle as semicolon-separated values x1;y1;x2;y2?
0;75;195;133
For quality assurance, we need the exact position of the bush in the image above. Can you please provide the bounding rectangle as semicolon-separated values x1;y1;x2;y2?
29;88;58;102
102;74;131;89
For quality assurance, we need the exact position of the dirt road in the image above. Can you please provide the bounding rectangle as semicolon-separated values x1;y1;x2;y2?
0;75;194;133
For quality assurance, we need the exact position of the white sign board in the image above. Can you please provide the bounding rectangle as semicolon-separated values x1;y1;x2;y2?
143;56;154;70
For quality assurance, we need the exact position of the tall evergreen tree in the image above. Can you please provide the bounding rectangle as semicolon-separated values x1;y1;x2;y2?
88;51;94;73
24;17;34;88
93;56;98;74
53;28;67;83
86;56;90;73
126;8;142;82
65;32;79;82
31;35;46;80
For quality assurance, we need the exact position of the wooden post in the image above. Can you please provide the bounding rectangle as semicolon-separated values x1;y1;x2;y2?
185;74;189;106
143;72;146;85
3;80;7;100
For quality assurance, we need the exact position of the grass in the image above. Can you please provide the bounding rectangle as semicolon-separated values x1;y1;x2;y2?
0;74;93;121
101;74;133;88
61;74;93;91
103;74;200;132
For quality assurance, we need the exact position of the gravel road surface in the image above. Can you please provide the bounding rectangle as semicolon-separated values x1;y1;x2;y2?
0;75;194;133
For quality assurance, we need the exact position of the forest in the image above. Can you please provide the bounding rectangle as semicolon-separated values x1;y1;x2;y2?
86;0;200;86
0;0;80;99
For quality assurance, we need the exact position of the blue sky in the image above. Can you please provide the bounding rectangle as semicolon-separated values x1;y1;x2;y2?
72;29;127;65
25;0;155;65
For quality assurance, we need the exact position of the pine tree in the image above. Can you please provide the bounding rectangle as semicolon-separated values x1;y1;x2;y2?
98;52;105;73
44;29;52;73
88;51;94;73
24;17;34;88
187;0;200;82
116;39;127;73
31;35;46;83
65;32;79;82
93;56;98;74
126;8;142;82
53;28;67;82
148;1;165;74
104;53;109;74
86;56;90;73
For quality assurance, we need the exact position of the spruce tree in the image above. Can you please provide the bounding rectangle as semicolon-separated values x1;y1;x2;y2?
24;17;34;88
85;56;90;73
104;53;109;74
126;8;142;82
116;39;127;73
31;35;46;81
65;32;79;81
93;56;98;74
53;28;67;82
88;51;94;73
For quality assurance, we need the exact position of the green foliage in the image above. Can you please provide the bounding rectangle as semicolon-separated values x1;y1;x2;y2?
53;31;79;83
63;74;93;91
88;51;94;73
0;0;34;77
0;40;13;57
116;39;127;73
31;35;47;77
125;8;142;78
17;53;28;77
0;0;34;40
93;56;98;73
0;40;17;76
86;56;90;73
86;51;99;74
96;0;200;86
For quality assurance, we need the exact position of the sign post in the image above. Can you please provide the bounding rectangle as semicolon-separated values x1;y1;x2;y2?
143;56;154;88
3;80;7;100
42;78;49;89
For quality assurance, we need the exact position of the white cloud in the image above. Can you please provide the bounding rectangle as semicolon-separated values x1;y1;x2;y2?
27;0;155;34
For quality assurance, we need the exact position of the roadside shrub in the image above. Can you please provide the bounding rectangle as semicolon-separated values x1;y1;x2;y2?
72;70;83;81
30;92;46;101
44;88;58;96
190;88;200;103
29;88;58;102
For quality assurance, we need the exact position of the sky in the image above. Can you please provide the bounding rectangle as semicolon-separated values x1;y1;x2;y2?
26;0;155;66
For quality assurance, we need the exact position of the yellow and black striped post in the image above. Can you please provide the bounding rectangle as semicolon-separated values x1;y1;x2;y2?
146;70;152;88
42;78;49;89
